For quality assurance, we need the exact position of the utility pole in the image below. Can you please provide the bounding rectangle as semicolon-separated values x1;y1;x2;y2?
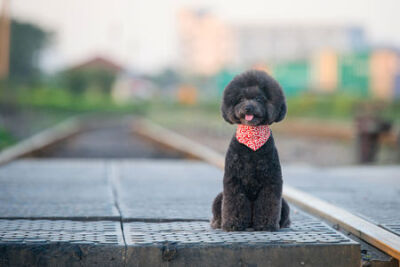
0;0;10;80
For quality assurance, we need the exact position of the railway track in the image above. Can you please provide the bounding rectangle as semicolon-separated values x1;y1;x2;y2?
0;115;182;164
0;117;82;166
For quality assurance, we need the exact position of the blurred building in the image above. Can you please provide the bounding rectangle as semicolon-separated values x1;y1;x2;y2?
66;56;157;102
177;9;400;100
370;49;400;99
64;56;123;95
177;9;233;75
312;50;338;92
69;56;123;74
337;52;370;97
112;72;157;103
231;24;366;66
177;9;366;75
274;49;400;99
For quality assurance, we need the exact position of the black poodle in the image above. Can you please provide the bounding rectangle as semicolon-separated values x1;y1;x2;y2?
211;70;290;231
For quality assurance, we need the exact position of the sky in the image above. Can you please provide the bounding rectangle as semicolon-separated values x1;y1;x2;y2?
4;0;400;73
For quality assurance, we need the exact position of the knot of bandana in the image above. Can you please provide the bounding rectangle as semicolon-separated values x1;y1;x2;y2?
236;124;271;151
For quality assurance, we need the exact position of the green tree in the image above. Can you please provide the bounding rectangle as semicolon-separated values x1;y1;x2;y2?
9;20;49;82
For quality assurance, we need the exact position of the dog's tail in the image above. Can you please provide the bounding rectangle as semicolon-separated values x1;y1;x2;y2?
210;192;223;229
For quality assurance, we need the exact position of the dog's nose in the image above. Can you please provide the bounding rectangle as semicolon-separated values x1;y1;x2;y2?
244;105;254;113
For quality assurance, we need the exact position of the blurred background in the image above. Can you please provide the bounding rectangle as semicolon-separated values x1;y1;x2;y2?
1;0;400;165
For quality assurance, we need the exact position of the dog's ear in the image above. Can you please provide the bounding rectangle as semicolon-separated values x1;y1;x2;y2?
221;102;235;124
221;85;239;124
274;102;287;123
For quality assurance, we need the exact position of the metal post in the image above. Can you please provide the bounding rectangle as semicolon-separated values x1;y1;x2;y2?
355;114;391;164
0;0;10;80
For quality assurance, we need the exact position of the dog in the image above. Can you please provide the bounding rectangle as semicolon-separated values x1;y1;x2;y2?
211;70;290;231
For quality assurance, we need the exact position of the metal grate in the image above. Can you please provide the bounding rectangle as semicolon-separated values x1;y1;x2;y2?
124;217;354;246
0;220;123;245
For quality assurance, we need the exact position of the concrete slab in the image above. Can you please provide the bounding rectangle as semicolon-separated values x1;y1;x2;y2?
0;220;125;266
115;160;222;221
283;165;400;237
0;160;119;219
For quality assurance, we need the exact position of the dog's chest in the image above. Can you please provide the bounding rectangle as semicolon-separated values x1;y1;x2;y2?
242;177;262;201
227;136;278;200
238;159;266;200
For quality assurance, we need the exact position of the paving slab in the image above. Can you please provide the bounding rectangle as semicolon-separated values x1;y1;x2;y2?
115;160;222;221
0;160;119;219
283;165;400;237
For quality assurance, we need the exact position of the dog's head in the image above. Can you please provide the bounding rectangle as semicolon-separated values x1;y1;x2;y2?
221;70;287;126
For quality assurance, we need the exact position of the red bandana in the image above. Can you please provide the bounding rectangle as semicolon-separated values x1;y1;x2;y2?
236;124;271;151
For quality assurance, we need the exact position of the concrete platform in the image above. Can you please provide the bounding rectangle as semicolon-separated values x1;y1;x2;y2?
0;160;360;266
283;165;400;237
0;160;119;220
116;160;222;221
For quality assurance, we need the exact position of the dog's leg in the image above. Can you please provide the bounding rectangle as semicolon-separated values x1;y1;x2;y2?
279;198;291;228
253;184;282;231
210;192;223;229
221;191;252;231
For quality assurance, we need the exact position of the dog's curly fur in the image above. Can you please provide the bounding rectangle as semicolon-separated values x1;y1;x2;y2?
211;70;291;231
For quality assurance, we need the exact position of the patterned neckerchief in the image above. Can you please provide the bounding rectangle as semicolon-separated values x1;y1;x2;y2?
236;124;271;151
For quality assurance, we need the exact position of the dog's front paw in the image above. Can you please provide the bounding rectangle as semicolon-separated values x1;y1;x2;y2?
253;223;280;232
210;218;221;229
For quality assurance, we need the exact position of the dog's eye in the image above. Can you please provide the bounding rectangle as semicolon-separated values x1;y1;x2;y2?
255;96;264;102
237;96;245;103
